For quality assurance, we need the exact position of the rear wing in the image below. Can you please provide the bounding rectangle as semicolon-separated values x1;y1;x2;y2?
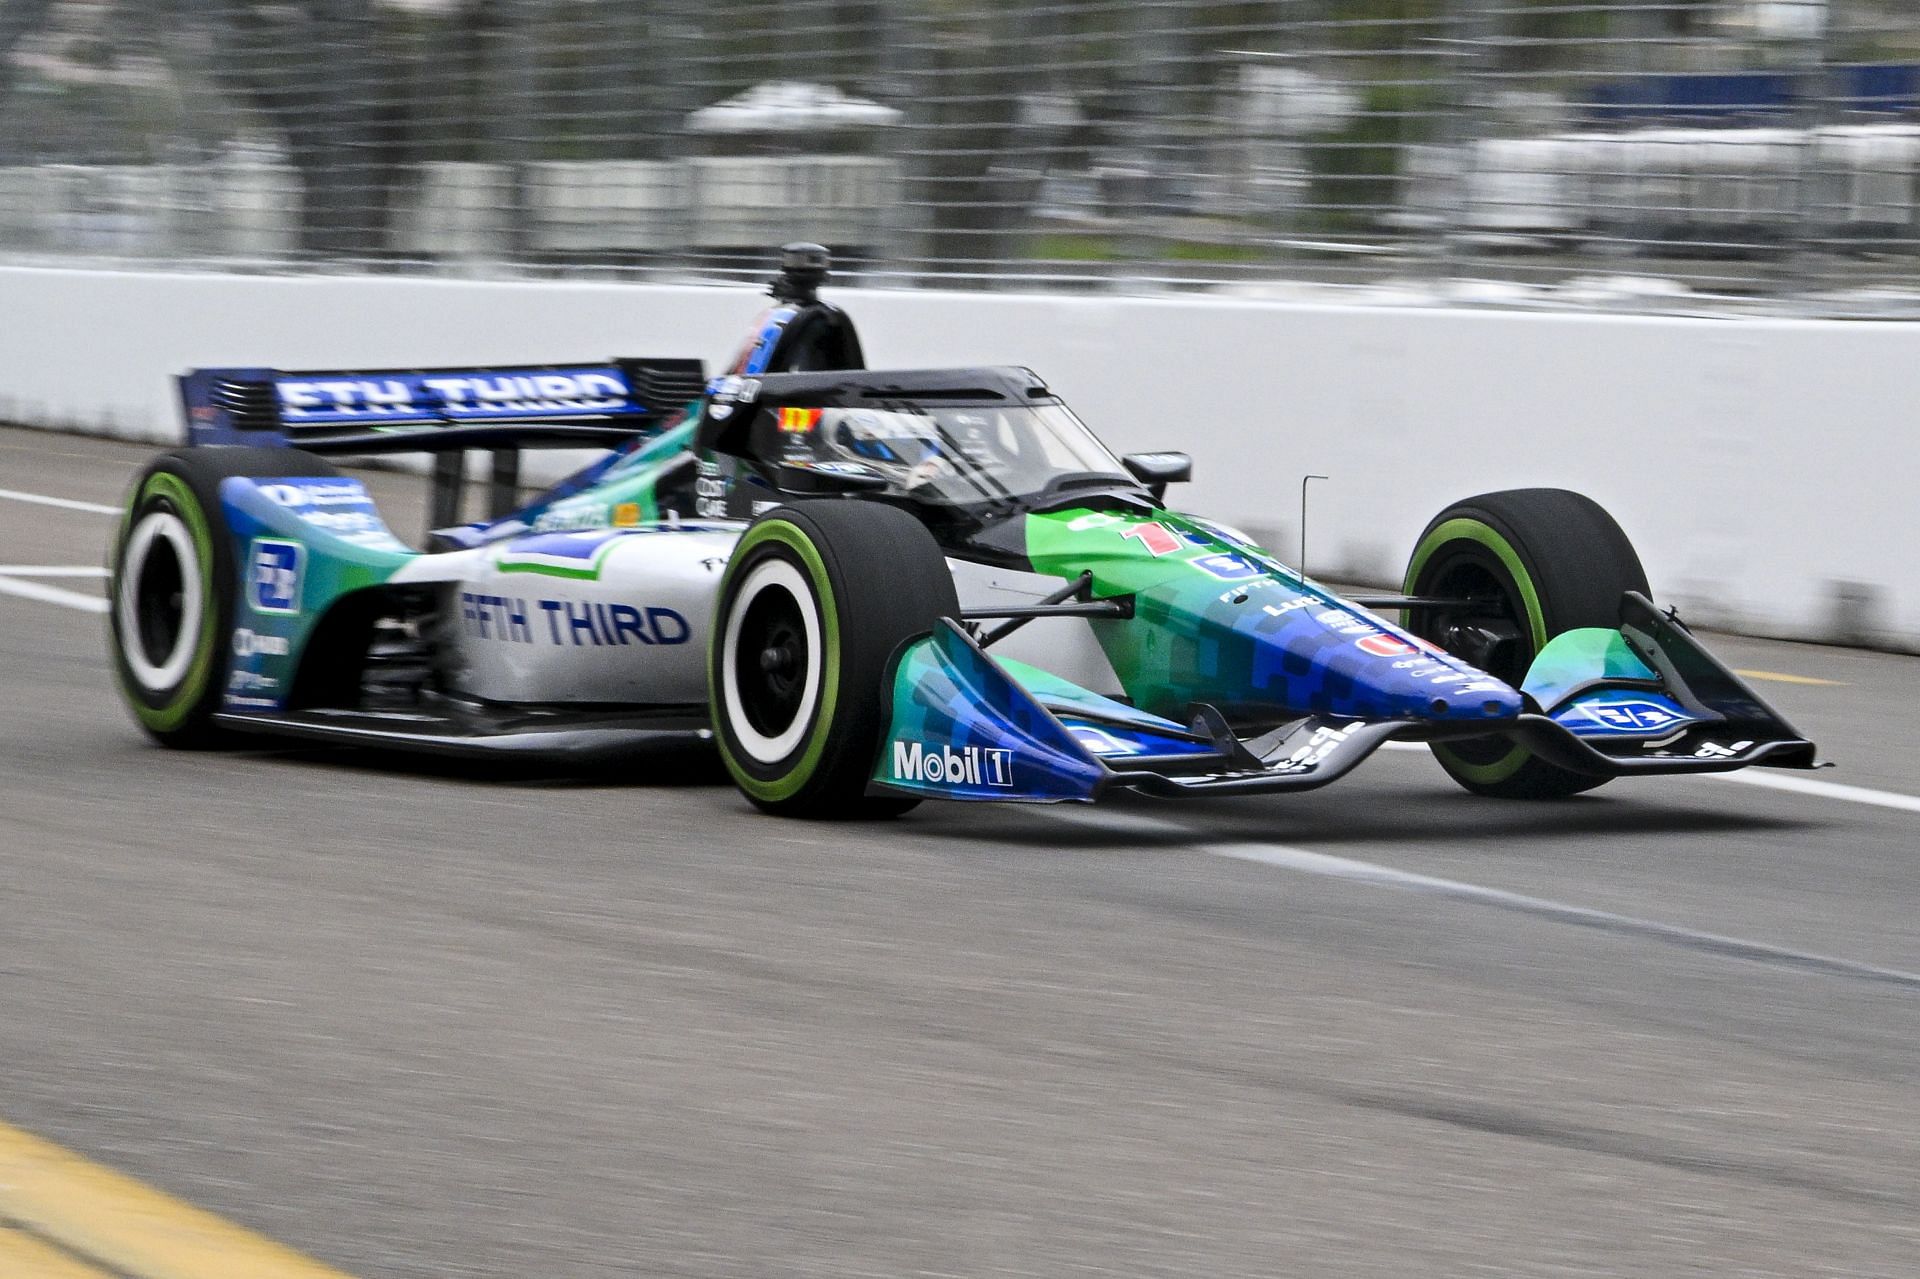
180;358;708;528
179;358;708;454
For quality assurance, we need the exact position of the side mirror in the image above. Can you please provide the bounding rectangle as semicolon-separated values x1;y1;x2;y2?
1122;451;1192;500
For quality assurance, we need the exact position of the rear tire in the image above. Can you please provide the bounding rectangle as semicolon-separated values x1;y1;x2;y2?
709;502;958;818
1403;488;1649;799
108;448;339;748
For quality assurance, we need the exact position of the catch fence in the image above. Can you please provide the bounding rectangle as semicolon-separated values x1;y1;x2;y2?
3;1;1918;312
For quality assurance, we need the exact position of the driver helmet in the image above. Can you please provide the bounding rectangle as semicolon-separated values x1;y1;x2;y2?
826;410;948;484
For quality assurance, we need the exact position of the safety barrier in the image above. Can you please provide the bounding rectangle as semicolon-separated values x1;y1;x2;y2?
2;265;1912;650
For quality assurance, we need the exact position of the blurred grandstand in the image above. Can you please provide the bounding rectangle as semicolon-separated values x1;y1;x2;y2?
3;0;1920;311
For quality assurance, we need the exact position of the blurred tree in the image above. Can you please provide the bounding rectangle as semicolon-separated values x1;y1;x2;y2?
0;0;506;257
900;1;1055;272
0;0;58;106
198;0;394;257
195;0;520;258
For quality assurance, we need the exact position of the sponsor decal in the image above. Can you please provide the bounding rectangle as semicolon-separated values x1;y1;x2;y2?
612;502;642;528
694;459;729;519
704;375;762;421
276;370;630;422
1356;633;1417;659
1261;598;1315;619
460;592;691;647
1315;607;1380;639
891;741;1014;788
1273;723;1362;773
1572;698;1691;735
532;504;611;533
248;539;303;616
1192;551;1262;582
777;406;822;433
1066;511;1121;532
806;460;877;477
1389;654;1508;692
1120;522;1182;557
251;479;407;550
257;478;368;506
1689;739;1753;758
232;628;291;657
227;669;280;694
258;480;369;508
300;509;386;537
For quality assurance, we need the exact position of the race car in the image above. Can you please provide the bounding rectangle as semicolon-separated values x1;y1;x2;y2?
108;244;1822;816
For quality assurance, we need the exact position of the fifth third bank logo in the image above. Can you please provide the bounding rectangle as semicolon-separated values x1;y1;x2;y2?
249;539;303;615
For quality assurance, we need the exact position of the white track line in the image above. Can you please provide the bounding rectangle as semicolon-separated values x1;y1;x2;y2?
1049;809;1920;989
1379;738;1920;816
0;487;119;516
1204;839;1920;989
0;575;108;614
0;565;109;577
1702;769;1920;816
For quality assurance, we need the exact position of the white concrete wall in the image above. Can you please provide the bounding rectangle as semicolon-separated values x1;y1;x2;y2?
2;265;1915;650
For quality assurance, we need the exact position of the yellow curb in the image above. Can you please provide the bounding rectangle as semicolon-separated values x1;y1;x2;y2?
0;1225;118;1279
0;1121;357;1279
1733;668;1847;687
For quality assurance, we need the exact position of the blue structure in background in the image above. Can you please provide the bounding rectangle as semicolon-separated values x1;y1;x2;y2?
1577;65;1920;127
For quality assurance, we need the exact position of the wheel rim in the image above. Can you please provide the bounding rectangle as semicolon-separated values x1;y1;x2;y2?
720;557;823;764
117;508;204;692
1408;545;1531;772
1413;554;1529;687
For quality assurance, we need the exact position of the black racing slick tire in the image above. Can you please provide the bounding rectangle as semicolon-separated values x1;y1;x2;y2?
1402;488;1650;800
709;501;959;818
108;447;340;748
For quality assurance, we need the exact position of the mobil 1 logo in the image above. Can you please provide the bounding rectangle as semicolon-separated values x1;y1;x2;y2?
891;741;1014;789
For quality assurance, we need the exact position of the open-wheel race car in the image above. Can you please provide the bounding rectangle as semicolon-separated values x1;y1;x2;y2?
109;245;1823;816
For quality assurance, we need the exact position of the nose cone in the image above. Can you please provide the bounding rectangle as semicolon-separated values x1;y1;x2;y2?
1240;600;1526;724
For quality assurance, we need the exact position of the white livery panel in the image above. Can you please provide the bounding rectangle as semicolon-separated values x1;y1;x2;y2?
445;524;743;705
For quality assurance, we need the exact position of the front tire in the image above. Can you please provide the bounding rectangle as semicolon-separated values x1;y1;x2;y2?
709;502;959;818
1403;488;1649;799
108;448;339;748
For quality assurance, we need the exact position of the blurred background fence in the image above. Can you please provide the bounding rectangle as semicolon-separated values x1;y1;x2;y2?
3;1;1919;311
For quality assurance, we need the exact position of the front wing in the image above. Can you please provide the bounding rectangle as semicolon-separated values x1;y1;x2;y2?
868;608;1821;804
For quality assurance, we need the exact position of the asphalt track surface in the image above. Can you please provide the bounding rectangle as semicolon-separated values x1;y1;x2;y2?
3;424;1919;1278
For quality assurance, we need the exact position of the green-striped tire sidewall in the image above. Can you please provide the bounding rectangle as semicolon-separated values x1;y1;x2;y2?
1403;515;1544;787
113;470;222;734
710;517;843;804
